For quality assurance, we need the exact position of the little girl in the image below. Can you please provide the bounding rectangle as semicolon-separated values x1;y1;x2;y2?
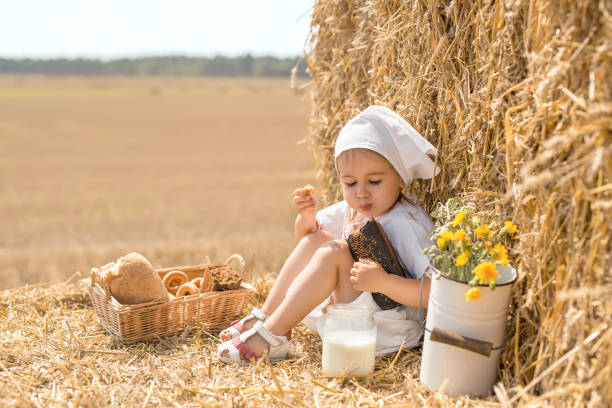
218;105;439;364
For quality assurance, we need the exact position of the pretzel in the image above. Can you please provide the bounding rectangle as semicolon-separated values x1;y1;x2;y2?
175;281;200;297
162;270;188;295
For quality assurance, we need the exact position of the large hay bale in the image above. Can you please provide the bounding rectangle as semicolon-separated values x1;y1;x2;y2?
305;0;611;405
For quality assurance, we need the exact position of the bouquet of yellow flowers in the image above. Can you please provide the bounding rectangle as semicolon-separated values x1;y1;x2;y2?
424;198;518;301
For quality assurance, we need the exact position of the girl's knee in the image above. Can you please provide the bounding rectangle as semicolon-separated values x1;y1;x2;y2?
317;240;353;263
321;239;348;251
297;230;335;253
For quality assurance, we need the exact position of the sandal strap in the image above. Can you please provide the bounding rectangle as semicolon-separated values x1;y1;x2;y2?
231;321;246;333
253;321;288;348
250;307;268;321
232;337;256;361
219;309;268;340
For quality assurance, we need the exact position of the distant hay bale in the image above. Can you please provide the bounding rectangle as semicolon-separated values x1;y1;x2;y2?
305;0;611;405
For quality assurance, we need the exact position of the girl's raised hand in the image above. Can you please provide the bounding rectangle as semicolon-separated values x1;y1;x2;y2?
292;185;317;219
349;259;388;292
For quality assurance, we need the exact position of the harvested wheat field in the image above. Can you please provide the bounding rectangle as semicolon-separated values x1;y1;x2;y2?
0;76;313;290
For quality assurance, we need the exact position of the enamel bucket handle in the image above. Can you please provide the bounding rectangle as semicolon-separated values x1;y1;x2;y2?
429;326;493;357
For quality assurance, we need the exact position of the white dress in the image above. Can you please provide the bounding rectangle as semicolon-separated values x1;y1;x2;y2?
302;197;434;355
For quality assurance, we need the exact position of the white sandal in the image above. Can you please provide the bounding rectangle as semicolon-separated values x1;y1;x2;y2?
217;321;291;365
219;307;268;340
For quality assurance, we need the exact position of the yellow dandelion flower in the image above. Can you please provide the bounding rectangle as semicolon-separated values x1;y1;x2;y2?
491;244;508;263
473;262;499;284
504;221;518;234
453;229;466;242
455;250;470;266
437;238;447;248
440;230;454;241
475;224;491;239
465;287;482;301
499;258;509;266
484;241;492;248
453;211;466;227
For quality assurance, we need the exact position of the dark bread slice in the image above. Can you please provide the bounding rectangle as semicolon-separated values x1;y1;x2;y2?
347;219;408;309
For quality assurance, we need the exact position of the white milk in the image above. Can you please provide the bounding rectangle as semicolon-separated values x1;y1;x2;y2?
322;330;376;377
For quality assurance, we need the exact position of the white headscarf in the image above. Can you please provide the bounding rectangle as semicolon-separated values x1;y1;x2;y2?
334;106;439;184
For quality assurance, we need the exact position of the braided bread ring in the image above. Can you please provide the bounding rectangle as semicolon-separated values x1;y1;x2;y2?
175;281;200;297
162;270;188;295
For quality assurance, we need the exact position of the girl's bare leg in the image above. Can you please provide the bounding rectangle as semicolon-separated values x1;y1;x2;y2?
262;230;335;315
220;230;335;340
265;240;359;335
223;239;360;357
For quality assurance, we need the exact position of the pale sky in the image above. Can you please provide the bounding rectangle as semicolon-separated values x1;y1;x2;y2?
1;0;314;59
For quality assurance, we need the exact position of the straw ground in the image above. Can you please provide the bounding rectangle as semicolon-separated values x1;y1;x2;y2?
1;276;507;407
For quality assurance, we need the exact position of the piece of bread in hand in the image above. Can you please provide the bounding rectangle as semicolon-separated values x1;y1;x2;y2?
105;252;169;305
301;184;316;197
291;184;317;199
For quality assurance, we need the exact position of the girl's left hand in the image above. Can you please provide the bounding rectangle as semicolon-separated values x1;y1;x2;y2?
349;259;388;292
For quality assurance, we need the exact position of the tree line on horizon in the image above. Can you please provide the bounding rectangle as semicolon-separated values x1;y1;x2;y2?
0;55;309;78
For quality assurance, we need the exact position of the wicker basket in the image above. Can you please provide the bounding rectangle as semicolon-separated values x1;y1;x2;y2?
85;254;256;343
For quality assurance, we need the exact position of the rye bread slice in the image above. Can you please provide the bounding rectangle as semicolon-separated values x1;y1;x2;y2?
347;219;408;310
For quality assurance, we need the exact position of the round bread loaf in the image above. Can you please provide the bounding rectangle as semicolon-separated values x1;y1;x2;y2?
108;252;169;304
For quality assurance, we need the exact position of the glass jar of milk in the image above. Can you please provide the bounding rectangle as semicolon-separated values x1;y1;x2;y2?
321;304;376;377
